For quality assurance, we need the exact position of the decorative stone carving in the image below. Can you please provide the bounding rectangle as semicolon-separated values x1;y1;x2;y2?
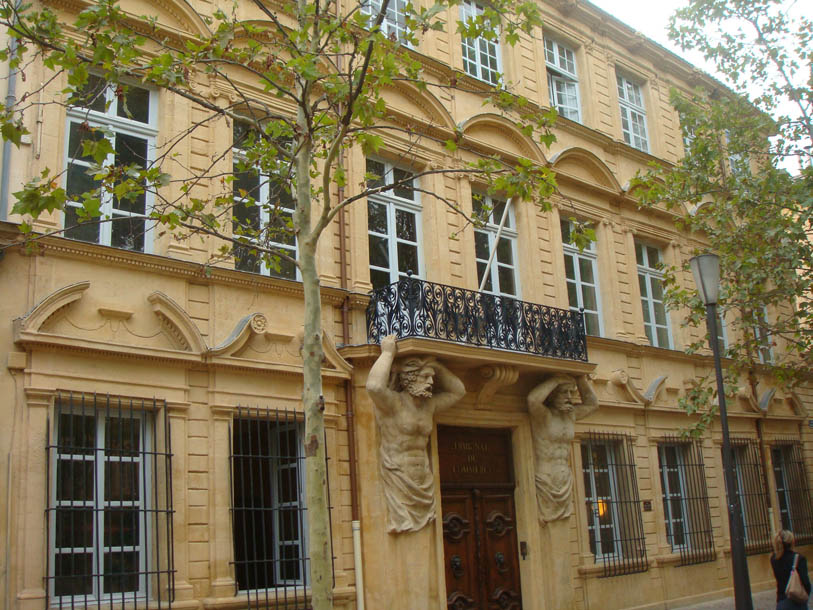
528;374;598;524
366;335;466;533
476;365;518;407
610;368;667;407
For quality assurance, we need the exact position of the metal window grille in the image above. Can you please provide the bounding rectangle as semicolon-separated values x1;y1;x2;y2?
230;407;322;609
45;392;175;609
657;438;715;565
771;439;813;544
728;437;772;554
581;432;648;577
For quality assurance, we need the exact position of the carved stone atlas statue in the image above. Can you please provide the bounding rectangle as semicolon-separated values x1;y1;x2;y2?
366;334;466;533
528;374;598;524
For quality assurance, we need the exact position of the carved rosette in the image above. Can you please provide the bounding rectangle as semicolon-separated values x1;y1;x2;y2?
443;512;472;542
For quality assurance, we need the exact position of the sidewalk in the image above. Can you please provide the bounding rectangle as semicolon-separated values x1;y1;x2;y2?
675;588;776;609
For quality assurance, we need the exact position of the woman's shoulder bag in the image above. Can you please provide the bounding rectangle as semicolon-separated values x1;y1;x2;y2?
786;553;809;604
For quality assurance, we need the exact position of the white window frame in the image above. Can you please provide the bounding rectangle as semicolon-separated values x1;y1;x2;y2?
772;446;795;532
49;410;152;602
232;128;299;281
545;38;580;122
360;0;411;45
63;79;157;253
658;444;691;551
460;0;501;86
473;193;519;298
561;219;602;336
635;240;672;348
616;73;649;152
366;158;422;289
581;441;623;560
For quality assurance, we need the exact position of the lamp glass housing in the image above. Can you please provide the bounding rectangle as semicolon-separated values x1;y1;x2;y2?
690;253;720;306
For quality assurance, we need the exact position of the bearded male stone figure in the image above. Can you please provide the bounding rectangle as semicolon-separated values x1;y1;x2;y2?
366;334;466;533
528;374;598;523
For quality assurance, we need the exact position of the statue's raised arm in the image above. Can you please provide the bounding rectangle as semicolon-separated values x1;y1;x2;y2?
366;334;398;415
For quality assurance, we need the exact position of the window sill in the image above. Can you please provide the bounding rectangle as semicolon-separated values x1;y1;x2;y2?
577;557;654;577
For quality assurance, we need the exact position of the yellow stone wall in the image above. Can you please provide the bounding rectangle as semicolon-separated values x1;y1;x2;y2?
0;0;811;609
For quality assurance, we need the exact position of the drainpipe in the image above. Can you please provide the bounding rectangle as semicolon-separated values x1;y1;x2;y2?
0;16;20;222
336;142;363;607
478;197;512;292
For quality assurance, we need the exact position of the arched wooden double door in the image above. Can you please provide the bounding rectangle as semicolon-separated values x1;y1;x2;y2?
438;426;522;610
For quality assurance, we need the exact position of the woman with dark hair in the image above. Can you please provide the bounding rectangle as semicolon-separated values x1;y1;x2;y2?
771;529;811;609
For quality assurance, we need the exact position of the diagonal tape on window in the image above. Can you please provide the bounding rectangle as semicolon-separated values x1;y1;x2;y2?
581;431;648;577
771;437;813;545
46;392;175;609
229;406;334;609
658;436;715;566
728;437;772;554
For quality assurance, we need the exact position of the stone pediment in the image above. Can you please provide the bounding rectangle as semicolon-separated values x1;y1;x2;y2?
13;282;351;379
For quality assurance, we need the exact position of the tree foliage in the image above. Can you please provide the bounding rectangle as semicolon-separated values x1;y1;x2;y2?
634;0;813;428
0;0;562;605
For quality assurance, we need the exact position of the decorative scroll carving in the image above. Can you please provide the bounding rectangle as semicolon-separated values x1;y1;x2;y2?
610;369;668;407
448;591;477;609
476;365;518;406
147;292;206;353
13;281;90;338
490;587;521;610
442;513;471;542
786;392;805;417
484;511;513;537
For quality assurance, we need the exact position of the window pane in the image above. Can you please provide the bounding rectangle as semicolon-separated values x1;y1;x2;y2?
581;285;597;311
68;122;106;163
395;208;416;241
392;168;414;200
497;265;516;296
105;417;141;456
104;461;139;502
367;201;388;234
64;205;101;244
59;414;96;454
474;231;490;260
71;74;107;112
584;312;600;336
397;242;418;275
567;282;578;308
116;85;150;124
657;327;670;347
368;234;390;269
57;460;94;501
234;200;261;231
104;508;140;547
366;159;386;189
56;508;94;549
496;237;513;264
370;269;391;290
54;553;93;597
66;162;100;200
111;215;145;251
564;254;575;280
103;551;139;593
579;258;595;284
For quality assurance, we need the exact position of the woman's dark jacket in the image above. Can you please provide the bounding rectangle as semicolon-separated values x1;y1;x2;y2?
771;551;812;602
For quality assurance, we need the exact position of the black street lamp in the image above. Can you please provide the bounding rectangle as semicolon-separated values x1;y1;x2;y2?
689;253;753;610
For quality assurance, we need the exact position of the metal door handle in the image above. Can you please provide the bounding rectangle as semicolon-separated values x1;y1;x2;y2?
450;554;464;579
495;551;508;573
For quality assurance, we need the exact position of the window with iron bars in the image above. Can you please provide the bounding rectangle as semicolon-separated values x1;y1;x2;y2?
581;432;647;577
771;439;813;545
230;407;313;608
728;437;772;554
657;439;714;565
46;392;174;609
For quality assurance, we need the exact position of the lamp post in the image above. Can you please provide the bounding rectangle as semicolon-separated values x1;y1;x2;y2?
689;253;753;610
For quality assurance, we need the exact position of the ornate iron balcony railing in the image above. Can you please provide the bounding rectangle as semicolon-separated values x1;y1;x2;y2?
366;277;588;361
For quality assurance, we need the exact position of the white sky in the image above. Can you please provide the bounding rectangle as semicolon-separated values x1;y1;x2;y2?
586;0;715;76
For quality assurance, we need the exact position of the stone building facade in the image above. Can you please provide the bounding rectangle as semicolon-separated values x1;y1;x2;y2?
0;0;811;608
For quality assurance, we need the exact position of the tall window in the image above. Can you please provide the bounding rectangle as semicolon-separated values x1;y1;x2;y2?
752;306;773;364
635;241;671;348
545;38;580;121
366;158;421;290
460;0;501;85
47;393;174;607
616;73;648;152
561;220;601;336
64;75;157;252
231;408;308;597
729;438;772;553
473;194;517;297
771;441;813;543
657;440;714;565
360;0;410;43
581;433;647;577
232;122;298;280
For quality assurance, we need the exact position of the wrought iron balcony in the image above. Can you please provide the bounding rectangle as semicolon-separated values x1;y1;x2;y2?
366;276;588;362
